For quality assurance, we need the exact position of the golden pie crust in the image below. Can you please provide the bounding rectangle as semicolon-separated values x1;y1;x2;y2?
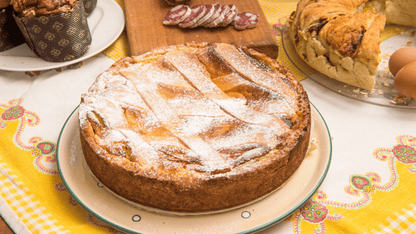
289;0;416;90
78;42;311;213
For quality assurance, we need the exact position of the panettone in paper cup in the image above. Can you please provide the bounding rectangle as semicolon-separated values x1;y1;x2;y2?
0;5;25;52
12;0;92;62
83;0;97;16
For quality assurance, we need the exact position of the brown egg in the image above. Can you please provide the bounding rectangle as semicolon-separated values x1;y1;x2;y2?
394;61;416;98
389;47;416;76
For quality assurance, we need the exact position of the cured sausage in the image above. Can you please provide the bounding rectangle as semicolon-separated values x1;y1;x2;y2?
162;3;258;30
233;12;259;30
193;4;215;27
206;4;230;28
179;4;206;28
162;4;191;25
219;4;238;27
200;2;221;27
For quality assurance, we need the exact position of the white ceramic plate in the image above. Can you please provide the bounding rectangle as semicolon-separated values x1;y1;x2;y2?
57;103;332;234
282;30;416;108
0;0;124;71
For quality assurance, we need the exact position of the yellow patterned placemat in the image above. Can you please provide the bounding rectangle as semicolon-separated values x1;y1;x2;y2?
287;134;416;234
369;204;416;234
2;98;416;234
0;99;107;233
2;1;416;234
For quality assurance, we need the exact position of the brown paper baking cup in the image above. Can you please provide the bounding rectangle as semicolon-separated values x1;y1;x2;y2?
0;6;25;52
13;0;92;62
84;0;97;16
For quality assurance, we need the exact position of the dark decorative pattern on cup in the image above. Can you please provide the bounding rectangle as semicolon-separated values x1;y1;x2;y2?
0;6;25;52
13;0;92;62
84;0;97;16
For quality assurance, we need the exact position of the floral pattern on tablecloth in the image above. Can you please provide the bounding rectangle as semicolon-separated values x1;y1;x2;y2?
288;135;416;234
1;98;416;233
0;99;119;233
1;0;416;233
0;98;57;175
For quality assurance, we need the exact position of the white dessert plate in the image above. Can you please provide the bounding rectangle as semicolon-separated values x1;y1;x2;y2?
282;29;416;108
0;0;124;72
57;103;332;234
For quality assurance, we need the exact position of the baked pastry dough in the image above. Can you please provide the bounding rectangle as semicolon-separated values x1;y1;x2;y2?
79;43;311;213
289;0;416;90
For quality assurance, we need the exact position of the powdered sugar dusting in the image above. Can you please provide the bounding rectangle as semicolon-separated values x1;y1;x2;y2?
164;50;289;137
120;68;230;172
79;44;301;175
213;43;297;106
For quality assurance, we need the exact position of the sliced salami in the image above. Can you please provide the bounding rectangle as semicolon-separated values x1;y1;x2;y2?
200;2;222;27
246;12;259;29
228;4;238;12
188;5;208;28
219;4;238;27
162;5;191;25
193;4;215;27
219;4;231;19
205;5;228;28
162;3;258;31
179;4;206;28
233;12;259;30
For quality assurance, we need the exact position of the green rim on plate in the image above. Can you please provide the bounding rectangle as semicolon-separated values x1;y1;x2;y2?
57;102;332;234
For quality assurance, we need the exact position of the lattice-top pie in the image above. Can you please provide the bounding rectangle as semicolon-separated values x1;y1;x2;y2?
78;43;311;213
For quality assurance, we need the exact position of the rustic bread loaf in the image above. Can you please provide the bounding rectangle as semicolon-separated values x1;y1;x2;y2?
289;0;416;90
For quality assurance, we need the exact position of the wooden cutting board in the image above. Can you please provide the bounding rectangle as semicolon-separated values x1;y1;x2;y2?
123;0;279;58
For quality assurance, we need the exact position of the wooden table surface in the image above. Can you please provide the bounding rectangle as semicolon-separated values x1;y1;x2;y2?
0;216;13;234
123;0;279;58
